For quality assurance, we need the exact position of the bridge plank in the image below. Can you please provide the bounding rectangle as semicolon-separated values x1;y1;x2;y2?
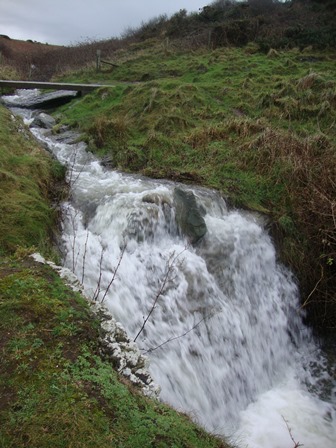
0;80;112;92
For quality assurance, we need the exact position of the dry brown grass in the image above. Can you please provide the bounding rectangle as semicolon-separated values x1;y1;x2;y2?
297;72;321;91
0;35;127;80
0;64;20;80
244;127;336;326
88;115;129;150
0;36;60;80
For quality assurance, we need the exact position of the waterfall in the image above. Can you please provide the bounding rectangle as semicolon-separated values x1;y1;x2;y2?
4;90;336;448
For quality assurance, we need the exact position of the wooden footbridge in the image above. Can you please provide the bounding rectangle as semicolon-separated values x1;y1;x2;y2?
0;80;112;94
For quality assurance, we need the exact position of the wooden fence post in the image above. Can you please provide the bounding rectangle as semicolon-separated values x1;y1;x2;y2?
208;30;212;50
96;50;101;71
164;37;170;55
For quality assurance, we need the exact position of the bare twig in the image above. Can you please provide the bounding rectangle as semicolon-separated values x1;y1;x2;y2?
100;243;127;304
92;245;105;301
300;266;324;309
81;230;90;283
67;148;78;187
143;312;215;354
133;248;186;343
70;157;88;189
282;416;303;448
67;146;88;191
65;206;81;273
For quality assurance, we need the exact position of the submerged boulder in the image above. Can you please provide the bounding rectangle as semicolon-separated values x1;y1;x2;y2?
173;187;207;244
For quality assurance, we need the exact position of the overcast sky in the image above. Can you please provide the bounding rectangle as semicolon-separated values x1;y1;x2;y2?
0;0;209;46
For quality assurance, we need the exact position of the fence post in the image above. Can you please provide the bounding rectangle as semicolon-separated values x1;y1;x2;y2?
163;37;170;55
96;49;101;71
208;30;212;50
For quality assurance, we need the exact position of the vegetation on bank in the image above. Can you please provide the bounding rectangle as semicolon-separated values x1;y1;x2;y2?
0;104;231;447
55;43;336;331
0;106;64;255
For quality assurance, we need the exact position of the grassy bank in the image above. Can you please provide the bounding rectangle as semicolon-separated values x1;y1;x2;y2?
0;104;231;447
55;42;336;332
0;106;64;255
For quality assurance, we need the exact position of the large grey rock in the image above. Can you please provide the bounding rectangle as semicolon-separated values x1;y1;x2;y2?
2;90;78;109
173;187;207;244
30;112;56;129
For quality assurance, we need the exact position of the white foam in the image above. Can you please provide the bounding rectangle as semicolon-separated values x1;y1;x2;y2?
235;371;336;448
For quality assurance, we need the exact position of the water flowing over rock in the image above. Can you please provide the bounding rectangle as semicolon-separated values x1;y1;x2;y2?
173;187;207;244
4;89;336;448
30;112;56;129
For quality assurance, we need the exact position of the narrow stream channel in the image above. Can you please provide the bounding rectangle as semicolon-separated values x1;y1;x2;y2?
4;90;336;448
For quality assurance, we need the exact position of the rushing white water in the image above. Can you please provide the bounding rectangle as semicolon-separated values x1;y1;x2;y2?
5;91;336;447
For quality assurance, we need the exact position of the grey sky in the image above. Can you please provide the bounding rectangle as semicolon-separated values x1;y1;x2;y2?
0;0;208;46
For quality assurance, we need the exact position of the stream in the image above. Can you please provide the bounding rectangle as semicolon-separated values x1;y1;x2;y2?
3;89;336;448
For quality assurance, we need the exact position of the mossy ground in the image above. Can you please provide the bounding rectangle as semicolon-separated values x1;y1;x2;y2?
56;43;336;330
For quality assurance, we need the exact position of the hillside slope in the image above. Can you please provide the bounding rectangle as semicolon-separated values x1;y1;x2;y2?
55;40;336;333
0;35;60;80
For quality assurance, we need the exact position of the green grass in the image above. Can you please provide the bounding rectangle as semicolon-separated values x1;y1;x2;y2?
0;259;230;448
0;105;65;255
57;46;335;213
55;42;336;330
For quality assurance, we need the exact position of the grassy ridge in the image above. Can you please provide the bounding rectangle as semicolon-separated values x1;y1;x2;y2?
1;1;335;82
0;105;231;446
56;43;336;330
